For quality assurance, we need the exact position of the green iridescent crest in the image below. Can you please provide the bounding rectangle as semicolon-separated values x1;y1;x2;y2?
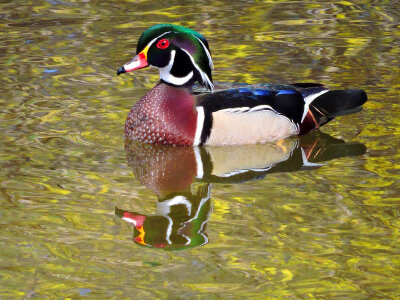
136;24;214;90
136;24;210;53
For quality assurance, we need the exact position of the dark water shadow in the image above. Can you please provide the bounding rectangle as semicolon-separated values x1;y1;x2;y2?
116;131;366;251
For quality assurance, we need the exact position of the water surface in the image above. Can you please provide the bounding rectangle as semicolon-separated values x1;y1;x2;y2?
1;0;400;298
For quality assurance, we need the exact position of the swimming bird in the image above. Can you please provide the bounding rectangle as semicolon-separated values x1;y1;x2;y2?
116;132;366;250
117;24;367;146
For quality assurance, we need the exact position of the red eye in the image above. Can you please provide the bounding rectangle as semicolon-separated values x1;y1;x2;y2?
156;39;169;49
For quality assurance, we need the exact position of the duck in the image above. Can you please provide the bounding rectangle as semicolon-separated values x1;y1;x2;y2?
117;24;367;146
116;132;366;250
115;183;212;251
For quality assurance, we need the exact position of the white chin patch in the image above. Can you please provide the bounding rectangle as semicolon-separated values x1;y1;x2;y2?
159;50;194;85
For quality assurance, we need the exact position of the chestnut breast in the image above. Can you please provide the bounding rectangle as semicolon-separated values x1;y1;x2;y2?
125;83;198;145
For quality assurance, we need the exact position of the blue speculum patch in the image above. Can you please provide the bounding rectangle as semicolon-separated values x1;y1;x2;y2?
277;90;296;95
254;89;271;96
237;88;252;94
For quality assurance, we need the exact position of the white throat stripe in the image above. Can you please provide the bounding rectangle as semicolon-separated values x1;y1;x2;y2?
195;36;214;71
144;31;172;51
159;50;194;85
180;48;213;91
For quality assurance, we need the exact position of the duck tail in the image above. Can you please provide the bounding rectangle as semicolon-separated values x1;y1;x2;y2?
299;88;367;134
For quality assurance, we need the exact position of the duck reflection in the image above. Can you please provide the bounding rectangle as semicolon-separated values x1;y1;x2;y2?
116;131;366;251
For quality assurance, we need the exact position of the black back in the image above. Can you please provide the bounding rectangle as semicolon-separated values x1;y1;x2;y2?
197;87;306;123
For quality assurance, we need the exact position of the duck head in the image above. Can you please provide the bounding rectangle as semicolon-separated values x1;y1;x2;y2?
117;24;214;91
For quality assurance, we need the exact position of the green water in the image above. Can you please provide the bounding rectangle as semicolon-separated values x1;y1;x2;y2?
1;0;400;298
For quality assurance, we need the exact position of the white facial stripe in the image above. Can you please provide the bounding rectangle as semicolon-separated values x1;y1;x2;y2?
141;30;214;90
144;31;172;52
141;31;213;90
194;106;205;146
159;50;194;85
125;31;173;72
195;36;214;71
180;48;214;91
301;90;329;122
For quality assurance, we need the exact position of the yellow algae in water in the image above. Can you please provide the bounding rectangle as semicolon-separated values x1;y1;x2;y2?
40;110;63;124
343;37;370;57
251;263;277;277
338;1;354;5
281;269;293;282
40;182;71;195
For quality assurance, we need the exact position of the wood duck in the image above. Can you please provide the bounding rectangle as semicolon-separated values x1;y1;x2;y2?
115;184;212;251
117;24;367;146
117;133;366;250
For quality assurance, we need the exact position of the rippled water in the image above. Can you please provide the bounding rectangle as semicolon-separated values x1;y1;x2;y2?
1;0;400;298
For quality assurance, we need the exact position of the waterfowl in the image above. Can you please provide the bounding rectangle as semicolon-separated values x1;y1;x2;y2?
117;132;366;250
117;24;367;146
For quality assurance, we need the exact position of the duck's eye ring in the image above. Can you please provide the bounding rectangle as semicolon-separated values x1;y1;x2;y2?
156;39;170;49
